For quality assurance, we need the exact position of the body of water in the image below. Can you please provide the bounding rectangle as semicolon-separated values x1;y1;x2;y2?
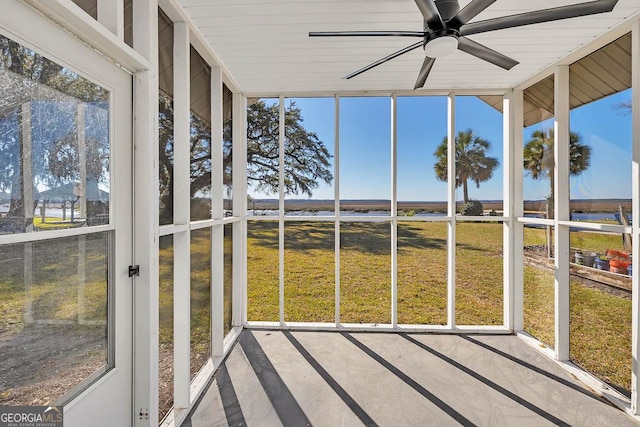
1;205;80;219
0;202;627;222
525;212;627;222
249;210;627;221
247;210;451;217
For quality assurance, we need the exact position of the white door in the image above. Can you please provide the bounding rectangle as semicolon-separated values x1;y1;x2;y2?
0;3;133;426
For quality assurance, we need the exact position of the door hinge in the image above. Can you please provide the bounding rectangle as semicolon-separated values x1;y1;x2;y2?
128;265;140;277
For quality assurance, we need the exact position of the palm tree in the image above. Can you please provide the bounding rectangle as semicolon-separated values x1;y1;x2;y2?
523;128;591;257
523;128;591;217
433;129;499;203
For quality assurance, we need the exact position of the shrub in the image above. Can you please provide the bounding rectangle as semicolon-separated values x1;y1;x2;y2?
460;200;483;216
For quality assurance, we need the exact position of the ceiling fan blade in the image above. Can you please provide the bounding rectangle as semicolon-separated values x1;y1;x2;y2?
414;0;444;30
449;0;497;27
309;31;425;37
461;0;619;36
458;37;518;70
344;41;424;80
414;56;436;89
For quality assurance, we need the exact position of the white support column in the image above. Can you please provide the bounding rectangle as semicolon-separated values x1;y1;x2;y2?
211;66;224;357
97;0;124;40
447;93;456;328
503;92;514;330
242;97;249;326
554;65;571;362
279;95;285;325
211;223;224;355
503;91;524;331
232;93;247;327
172;20;190;409
512;90;525;332
132;1;159;425
630;19;640;415
390;94;398;327
334;95;341;326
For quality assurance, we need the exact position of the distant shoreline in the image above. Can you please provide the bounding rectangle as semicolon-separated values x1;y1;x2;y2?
247;198;632;214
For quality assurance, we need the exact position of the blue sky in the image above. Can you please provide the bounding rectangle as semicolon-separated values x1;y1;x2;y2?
250;91;632;202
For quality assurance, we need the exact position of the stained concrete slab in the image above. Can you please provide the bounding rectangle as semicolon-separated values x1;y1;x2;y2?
182;331;639;427
253;331;366;426
223;342;283;427
181;377;226;427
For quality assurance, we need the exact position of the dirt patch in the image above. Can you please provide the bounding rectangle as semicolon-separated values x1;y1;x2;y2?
0;323;106;405
0;323;210;420
158;345;174;423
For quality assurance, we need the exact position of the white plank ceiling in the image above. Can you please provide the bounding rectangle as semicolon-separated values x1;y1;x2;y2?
177;0;640;94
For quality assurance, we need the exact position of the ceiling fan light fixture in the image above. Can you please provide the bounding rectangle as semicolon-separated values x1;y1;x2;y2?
310;0;620;86
424;36;459;58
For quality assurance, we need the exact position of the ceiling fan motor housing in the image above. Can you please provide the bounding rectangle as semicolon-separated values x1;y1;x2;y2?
309;0;620;89
425;28;460;44
435;0;461;21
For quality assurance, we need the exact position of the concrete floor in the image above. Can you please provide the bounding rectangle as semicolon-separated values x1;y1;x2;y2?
182;330;639;427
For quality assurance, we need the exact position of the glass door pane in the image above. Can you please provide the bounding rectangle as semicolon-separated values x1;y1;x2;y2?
0;10;133;423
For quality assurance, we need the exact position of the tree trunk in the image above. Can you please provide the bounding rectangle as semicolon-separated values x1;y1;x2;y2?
462;180;469;203
77;103;87;219
6;102;34;232
546;178;555;258
545;203;553;258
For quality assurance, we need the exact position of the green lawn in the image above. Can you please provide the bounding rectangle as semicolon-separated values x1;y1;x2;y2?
190;229;211;380
157;227;234;419
523;226;631;394
523;260;631;395
0;233;108;331
247;220;632;395
0;233;109;405
248;221;505;325
0;221;632;408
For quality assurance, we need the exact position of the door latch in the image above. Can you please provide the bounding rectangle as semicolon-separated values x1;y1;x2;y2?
128;265;140;277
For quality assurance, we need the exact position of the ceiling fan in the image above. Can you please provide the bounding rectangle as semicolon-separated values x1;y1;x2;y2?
309;0;620;89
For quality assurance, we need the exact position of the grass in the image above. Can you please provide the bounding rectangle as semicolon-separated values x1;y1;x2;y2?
0;233;109;405
570;280;631;395
398;222;448;325
0;221;632;408
0;234;108;331
522;226;631;394
32;217;85;231
157;227;234;419
285;222;335;322
224;225;234;335
523;260;631;395
247;220;632;395
570;230;628;255
340;223;392;324
158;235;174;422
456;223;503;325
248;221;505;325
190;229;211;380
246;222;279;321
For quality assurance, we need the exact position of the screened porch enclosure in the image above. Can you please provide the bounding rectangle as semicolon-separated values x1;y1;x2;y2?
2;0;640;426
